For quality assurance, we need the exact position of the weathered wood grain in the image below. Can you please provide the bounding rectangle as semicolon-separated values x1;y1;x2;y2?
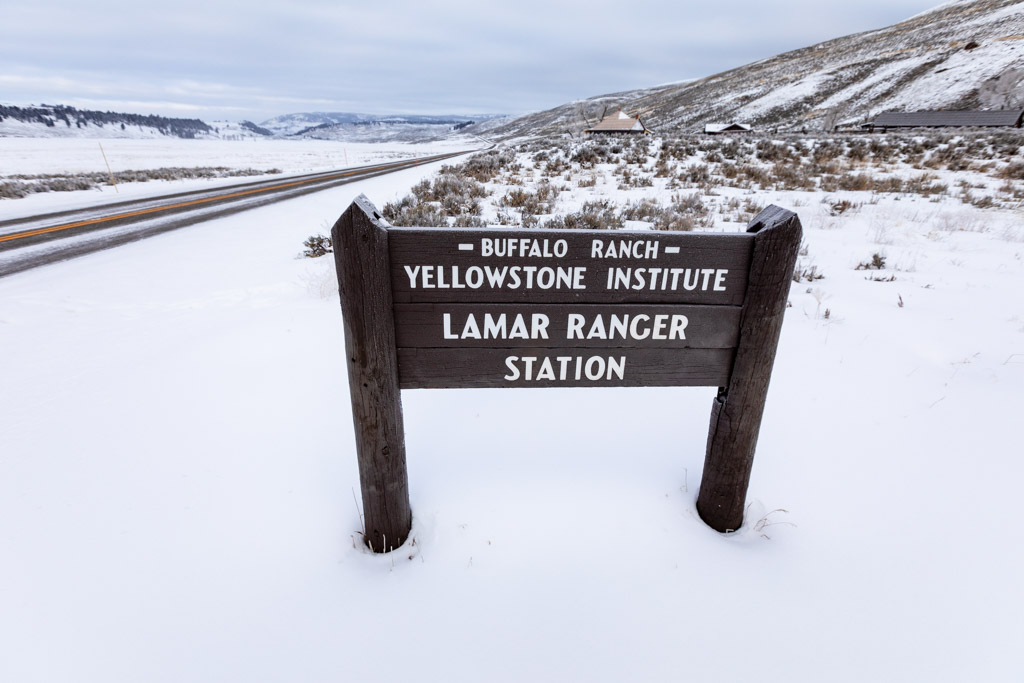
394;303;741;349
398;347;734;389
389;228;754;305
332;195;412;553
696;205;802;533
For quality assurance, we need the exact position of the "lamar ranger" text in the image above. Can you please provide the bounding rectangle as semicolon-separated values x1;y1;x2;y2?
443;311;689;341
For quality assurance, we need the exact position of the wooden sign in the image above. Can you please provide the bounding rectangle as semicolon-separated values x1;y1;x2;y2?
332;195;801;551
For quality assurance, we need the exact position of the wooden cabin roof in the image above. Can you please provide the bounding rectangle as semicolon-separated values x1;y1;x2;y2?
586;111;647;133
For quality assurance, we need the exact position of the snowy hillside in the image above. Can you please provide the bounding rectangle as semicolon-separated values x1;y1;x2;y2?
0;105;281;141
207;120;275;140
259;112;486;137
272;113;507;143
295;121;480;143
481;0;1024;137
0;105;214;140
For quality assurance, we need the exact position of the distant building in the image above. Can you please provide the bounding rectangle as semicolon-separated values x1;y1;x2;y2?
585;110;648;134
704;123;753;135
862;110;1024;131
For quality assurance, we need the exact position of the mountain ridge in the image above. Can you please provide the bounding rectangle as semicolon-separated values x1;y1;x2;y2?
0;105;502;141
0;104;215;139
475;0;1024;139
258;112;497;137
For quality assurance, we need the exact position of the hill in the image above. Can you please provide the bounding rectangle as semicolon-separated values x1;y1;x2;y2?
262;112;489;136
0;106;499;142
0;104;215;139
478;0;1024;138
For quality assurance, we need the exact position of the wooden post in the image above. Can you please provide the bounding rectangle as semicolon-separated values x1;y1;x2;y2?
696;206;801;533
331;195;412;553
99;143;118;193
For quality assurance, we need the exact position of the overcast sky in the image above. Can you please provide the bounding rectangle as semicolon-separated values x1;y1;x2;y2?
1;0;946;122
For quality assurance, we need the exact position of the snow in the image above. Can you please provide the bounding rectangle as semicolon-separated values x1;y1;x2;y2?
882;40;1024;113
0;137;476;221
0;117;183;140
907;0;970;21
738;71;831;119
206;120;273;140
0;137;471;177
816;57;924;114
704;123;752;133
1;140;1023;681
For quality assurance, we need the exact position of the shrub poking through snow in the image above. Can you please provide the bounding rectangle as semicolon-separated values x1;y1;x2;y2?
301;235;332;258
855;253;887;270
544;199;619;230
1000;161;1024;180
0;167;280;200
372;127;1022;232
381;195;448;227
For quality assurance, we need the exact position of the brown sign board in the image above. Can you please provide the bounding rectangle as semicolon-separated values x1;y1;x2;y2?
389;229;753;305
332;195;801;551
389;228;752;390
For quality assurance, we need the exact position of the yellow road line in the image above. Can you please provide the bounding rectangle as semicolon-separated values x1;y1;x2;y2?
0;156;437;245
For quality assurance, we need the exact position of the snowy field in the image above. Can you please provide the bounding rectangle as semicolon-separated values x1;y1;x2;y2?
1;138;1023;682
0;137;477;220
0;137;476;177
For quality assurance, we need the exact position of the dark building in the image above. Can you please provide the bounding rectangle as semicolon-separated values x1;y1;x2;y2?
862;109;1024;131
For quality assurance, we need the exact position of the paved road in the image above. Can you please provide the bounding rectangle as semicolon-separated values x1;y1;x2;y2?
0;150;468;278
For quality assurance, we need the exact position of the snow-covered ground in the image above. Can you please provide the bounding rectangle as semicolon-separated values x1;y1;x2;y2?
0;137;477;220
0;137;474;176
1;139;1022;682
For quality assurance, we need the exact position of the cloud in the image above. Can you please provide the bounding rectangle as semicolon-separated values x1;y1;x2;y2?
0;0;945;120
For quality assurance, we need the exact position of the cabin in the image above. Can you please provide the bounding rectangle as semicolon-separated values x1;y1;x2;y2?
704;123;753;135
585;110;648;134
862;109;1024;132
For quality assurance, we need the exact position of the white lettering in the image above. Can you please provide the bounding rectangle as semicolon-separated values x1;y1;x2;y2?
442;313;458;340
502;355;628;382
567;314;585;339
536;357;556;380
591;240;660;259
652;314;668;340
670;315;688;340
629;314;651;340
607;356;626;381
531;314;550;340
485;266;507;288
509;315;529;339
484;314;506;339
462;314;481;339
601;267;729;292
504;356;520;380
